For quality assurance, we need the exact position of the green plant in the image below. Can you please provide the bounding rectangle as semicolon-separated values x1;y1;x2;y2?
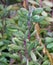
0;0;53;65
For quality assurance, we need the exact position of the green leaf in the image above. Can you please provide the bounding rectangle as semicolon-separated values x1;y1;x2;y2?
0;5;3;11
35;62;40;65
7;5;13;11
0;62;8;65
27;59;29;65
0;41;4;46
46;17;53;22
0;22;2;28
22;56;27;64
8;44;23;50
44;7;51;12
28;43;35;53
47;43;53;49
36;46;44;51
0;57;7;64
32;15;44;22
0;33;2;38
24;30;29;39
18;8;28;22
31;30;36;36
30;51;37;62
1;52;20;59
45;37;53;43
41;11;47;16
42;60;50;65
32;8;43;15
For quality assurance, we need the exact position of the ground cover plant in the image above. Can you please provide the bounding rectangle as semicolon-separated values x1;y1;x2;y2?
0;0;53;65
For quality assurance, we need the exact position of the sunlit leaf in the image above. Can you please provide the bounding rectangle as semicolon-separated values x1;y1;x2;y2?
30;51;37;62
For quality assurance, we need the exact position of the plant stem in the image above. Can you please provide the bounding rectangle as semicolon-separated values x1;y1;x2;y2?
39;0;42;7
28;21;31;40
24;39;28;59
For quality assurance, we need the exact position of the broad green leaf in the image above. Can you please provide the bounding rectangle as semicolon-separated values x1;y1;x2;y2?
0;57;7;65
0;41;4;46
47;43;53;49
47;32;53;37
32;15;45;22
45;37;53;43
7;5;13;11
44;7;51;12
32;8;43;15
